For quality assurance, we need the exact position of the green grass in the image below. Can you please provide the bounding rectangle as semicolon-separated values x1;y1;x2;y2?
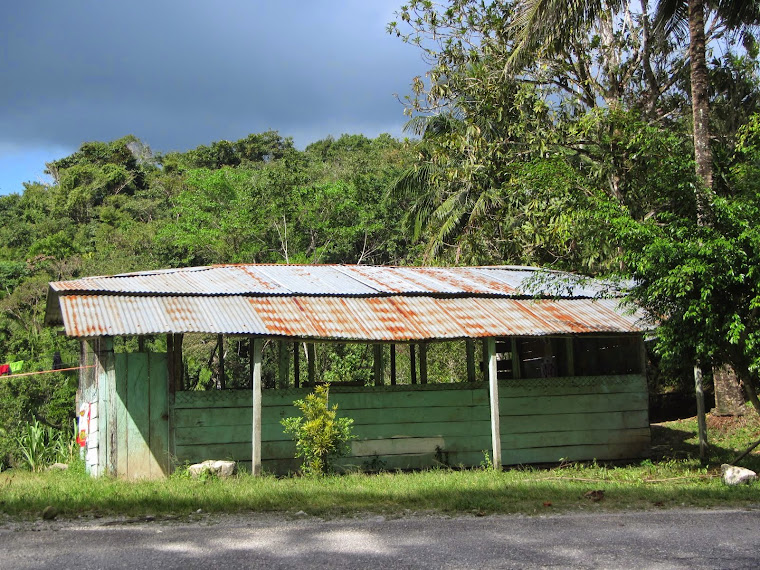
1;409;758;520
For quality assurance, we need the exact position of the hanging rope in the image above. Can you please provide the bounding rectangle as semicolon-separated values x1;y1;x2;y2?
0;365;95;379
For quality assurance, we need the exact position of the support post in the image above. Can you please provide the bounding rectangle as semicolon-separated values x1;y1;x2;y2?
566;337;575;377
251;338;263;475
410;344;417;384
293;342;300;388
486;337;501;470
278;340;289;389
307;343;316;386
390;344;397;385
511;338;520;379
167;334;174;393
217;334;225;390
466;339;476;383
419;342;428;384
694;364;708;460
373;344;384;386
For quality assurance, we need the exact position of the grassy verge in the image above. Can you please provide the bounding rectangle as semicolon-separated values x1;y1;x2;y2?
1;410;758;520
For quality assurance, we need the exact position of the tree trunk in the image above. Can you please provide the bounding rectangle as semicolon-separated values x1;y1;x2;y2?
688;0;713;212
713;364;746;416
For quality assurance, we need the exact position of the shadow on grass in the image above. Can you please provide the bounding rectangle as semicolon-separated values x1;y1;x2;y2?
651;420;760;473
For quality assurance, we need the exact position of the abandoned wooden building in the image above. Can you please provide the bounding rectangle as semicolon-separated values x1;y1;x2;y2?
44;264;650;479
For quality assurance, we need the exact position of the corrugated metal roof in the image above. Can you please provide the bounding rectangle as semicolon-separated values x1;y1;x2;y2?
45;264;644;340
48;264;613;298
52;295;643;340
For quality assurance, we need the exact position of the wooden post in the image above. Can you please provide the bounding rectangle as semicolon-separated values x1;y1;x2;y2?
217;334;225;390
373;344;384;386
293;342;300;388
307;343;316;386
566;337;575;377
166;334;174;394
694;364;708;459
466;339;476;383
486;337;501;469
172;334;184;392
251;338;263;475
390;344;397;385
419;342;428;384
278;340;289;389
410;344;417;384
511;338;520;379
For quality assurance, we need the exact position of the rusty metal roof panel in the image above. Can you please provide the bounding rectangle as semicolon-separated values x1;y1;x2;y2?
50;266;290;295
57;295;268;337
49;264;621;299
47;264;644;339
55;294;645;340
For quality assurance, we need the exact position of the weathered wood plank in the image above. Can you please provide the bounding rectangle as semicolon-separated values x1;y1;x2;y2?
503;439;651;465
499;410;650;434
114;354;129;477
174;403;489;429
500;427;651;451
175;418;495;446
176;435;496;463
126;353;150;478
498;375;647;397
148;353;169;478
171;375;645;409
500;392;648;416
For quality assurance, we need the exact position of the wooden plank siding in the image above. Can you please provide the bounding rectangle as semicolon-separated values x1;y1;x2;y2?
111;352;170;479
171;375;649;474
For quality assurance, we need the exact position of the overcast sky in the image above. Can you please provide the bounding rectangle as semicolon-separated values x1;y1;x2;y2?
0;0;425;195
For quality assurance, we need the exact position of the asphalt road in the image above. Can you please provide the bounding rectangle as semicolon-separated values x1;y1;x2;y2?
1;508;758;569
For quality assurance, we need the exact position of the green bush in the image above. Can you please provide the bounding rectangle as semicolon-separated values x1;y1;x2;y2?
281;384;355;476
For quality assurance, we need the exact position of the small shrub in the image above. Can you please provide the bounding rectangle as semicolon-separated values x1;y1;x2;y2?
281;384;355;476
480;450;494;470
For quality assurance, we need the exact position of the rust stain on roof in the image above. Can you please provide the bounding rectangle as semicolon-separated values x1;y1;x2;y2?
46;264;645;339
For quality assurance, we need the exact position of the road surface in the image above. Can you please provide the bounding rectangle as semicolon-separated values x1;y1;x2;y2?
1;508;758;569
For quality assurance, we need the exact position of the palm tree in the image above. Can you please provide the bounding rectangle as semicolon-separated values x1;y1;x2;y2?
509;0;759;218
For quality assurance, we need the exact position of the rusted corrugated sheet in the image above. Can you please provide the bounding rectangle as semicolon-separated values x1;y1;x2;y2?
54;294;645;340
48;264;615;298
47;264;643;340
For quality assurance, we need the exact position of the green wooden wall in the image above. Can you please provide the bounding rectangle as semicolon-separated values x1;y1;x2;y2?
172;375;649;474
110;352;169;479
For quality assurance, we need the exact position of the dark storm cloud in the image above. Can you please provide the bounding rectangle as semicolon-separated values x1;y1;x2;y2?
0;0;422;152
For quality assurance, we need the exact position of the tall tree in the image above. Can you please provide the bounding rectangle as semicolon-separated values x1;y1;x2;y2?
509;0;760;204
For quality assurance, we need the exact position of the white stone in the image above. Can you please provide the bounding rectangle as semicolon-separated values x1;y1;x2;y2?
188;460;237;479
721;464;757;486
46;463;69;471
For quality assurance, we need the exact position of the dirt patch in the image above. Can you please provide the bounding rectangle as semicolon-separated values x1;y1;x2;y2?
706;413;760;435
